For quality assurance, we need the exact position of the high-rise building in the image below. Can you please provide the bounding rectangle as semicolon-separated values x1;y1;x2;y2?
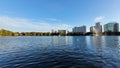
58;30;68;35
90;22;102;35
95;22;102;32
51;29;58;33
80;26;86;34
72;25;86;34
104;22;119;32
90;26;95;33
72;27;77;32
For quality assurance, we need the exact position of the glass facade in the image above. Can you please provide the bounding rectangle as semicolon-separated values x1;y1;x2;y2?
104;22;119;32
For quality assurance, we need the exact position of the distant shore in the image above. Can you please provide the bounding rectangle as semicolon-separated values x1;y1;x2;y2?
0;29;120;36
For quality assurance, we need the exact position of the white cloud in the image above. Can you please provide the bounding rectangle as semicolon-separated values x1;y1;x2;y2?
0;16;71;32
94;16;105;22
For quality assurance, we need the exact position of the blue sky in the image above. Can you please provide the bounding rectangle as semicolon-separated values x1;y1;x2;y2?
0;0;120;32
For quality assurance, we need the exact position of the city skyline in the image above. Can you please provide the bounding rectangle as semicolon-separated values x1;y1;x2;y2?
0;0;120;32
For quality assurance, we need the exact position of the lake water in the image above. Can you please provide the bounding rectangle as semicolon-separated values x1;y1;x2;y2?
0;36;120;68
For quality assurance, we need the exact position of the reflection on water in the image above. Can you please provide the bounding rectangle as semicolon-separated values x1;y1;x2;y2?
73;36;86;46
92;36;105;56
52;36;68;46
72;36;88;52
0;36;120;68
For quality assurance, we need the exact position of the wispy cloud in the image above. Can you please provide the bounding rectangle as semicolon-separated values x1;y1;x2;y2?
94;16;105;22
0;10;15;16
44;18;61;22
0;16;71;32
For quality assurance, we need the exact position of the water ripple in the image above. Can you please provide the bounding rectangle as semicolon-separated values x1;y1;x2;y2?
0;36;120;68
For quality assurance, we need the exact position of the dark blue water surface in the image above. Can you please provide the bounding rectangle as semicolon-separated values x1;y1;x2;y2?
0;36;120;68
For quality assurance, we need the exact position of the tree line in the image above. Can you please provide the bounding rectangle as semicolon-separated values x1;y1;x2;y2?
0;29;85;36
0;29;13;36
0;29;52;36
